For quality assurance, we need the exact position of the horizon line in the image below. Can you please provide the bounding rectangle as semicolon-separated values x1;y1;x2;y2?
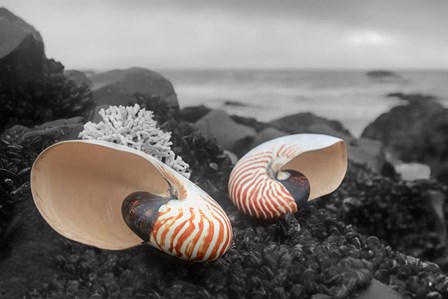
72;66;448;74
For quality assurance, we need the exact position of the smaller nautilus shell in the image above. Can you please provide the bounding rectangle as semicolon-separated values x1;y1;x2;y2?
229;134;347;219
31;140;232;262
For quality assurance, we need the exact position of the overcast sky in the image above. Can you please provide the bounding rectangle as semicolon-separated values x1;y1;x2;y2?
2;0;448;70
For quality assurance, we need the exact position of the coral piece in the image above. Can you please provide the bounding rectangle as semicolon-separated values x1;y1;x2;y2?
79;104;190;178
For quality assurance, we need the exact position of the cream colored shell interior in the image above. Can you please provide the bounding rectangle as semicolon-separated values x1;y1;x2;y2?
282;140;347;200
31;141;169;250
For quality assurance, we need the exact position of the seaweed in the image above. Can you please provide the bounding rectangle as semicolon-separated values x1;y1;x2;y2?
25;205;448;298
318;162;448;269
0;139;33;248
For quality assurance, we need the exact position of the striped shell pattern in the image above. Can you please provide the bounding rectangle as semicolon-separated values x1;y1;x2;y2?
229;134;347;219
136;164;233;261
31;140;232;262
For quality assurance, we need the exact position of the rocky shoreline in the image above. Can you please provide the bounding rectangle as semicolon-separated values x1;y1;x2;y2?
1;7;448;299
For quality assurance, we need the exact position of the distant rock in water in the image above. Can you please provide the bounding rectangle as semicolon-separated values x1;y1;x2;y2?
223;100;247;107
366;70;399;80
387;92;438;103
0;8;46;86
90;67;179;110
362;93;448;184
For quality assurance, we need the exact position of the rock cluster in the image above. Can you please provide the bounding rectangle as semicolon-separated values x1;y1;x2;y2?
185;106;388;173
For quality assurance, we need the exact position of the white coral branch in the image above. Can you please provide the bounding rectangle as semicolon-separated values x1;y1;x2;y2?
79;104;191;179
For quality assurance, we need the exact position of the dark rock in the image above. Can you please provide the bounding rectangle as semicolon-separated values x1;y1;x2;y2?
362;95;448;183
194;109;256;157
269;112;352;138
180;105;211;123
64;70;92;87
362;96;442;160
231;115;270;133
251;127;288;148
0;8;45;86
307;123;352;141
90;67;179;110
348;138;387;173
421;109;448;184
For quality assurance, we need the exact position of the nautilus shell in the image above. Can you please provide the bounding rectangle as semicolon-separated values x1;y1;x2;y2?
31;140;232;262
229;134;347;219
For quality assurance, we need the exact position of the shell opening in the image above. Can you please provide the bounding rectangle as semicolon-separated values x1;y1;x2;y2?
31;141;170;250
281;140;347;201
121;191;171;242
278;170;310;208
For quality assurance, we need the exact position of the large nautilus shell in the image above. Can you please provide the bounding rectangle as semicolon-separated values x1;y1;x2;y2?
31;140;232;262
229;134;347;219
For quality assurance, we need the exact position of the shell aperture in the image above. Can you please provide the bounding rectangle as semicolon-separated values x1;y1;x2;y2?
122;191;170;242
229;134;347;219
275;170;310;209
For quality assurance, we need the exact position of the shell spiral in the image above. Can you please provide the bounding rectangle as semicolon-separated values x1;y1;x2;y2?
133;165;233;261
31;140;232;262
229;134;347;219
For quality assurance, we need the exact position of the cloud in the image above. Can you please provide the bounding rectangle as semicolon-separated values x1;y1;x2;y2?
2;0;447;69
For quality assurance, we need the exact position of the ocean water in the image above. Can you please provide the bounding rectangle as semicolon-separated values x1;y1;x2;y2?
161;70;448;137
